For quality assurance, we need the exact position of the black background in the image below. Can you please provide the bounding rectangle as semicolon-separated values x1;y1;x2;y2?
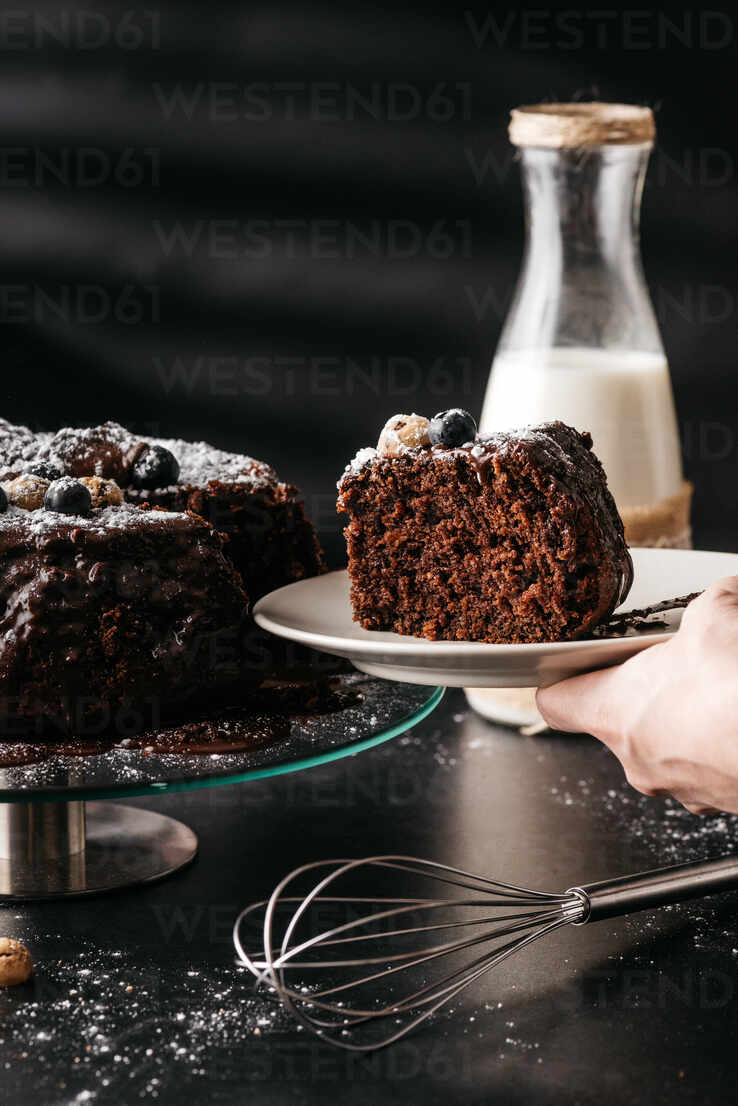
1;1;737;563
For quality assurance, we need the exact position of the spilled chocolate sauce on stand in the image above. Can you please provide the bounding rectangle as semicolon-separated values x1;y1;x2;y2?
0;678;359;768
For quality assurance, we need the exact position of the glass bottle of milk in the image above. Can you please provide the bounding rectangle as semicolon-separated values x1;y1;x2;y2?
469;103;691;728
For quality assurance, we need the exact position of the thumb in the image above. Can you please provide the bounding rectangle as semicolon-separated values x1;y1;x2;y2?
536;665;624;740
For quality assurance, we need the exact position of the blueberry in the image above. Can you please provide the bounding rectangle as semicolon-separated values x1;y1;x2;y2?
131;445;180;489
428;409;478;448
44;478;92;516
0;486;7;513
27;460;63;481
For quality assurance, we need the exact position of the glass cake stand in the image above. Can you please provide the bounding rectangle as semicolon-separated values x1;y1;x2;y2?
0;675;443;902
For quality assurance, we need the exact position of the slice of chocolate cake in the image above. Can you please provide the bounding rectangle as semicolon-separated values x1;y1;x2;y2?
337;411;632;644
0;498;248;736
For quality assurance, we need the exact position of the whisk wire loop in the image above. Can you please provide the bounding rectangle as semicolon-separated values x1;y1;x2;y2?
233;854;579;1050
233;852;738;1051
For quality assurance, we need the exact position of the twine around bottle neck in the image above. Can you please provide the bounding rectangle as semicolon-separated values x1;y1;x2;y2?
509;102;655;149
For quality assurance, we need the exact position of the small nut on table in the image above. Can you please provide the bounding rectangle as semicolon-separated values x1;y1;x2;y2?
0;937;33;986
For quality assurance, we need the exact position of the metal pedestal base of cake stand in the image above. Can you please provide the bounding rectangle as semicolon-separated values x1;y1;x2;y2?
0;801;197;901
0;679;443;902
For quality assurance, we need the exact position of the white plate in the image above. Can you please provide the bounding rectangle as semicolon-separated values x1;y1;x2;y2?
253;549;738;688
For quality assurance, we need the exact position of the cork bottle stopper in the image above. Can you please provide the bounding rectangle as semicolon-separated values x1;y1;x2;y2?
509;102;655;148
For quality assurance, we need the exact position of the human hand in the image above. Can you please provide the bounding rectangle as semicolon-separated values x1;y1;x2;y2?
536;576;738;814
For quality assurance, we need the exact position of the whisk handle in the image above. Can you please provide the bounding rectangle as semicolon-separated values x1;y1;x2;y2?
570;855;738;924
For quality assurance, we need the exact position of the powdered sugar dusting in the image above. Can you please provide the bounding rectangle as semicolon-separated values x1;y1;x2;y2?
0;418;43;480
148;436;278;490
338;446;378;486
0;937;294;1102
36;422;142;478
0;502;192;540
341;422;588;474
338;421;585;487
0;419;282;493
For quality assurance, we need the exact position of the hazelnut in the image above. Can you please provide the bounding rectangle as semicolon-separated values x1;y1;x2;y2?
79;476;124;508
377;414;431;458
0;938;33;986
4;473;50;510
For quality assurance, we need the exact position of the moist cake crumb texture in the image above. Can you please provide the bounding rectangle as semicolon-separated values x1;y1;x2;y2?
338;413;632;644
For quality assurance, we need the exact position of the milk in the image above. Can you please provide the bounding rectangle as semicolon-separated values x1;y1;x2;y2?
480;348;683;510
470;345;685;727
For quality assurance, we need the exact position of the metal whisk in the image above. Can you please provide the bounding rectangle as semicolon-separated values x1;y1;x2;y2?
233;853;738;1051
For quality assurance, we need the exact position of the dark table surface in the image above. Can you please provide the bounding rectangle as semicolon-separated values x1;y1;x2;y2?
2;686;738;1106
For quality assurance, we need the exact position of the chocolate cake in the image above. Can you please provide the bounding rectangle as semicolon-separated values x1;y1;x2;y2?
337;411;632;643
0;418;326;735
0;502;248;735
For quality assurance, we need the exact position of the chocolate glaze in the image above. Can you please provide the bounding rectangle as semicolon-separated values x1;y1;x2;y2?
128;713;291;755
0;677;359;767
594;591;701;637
0;503;249;734
456;427;634;620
